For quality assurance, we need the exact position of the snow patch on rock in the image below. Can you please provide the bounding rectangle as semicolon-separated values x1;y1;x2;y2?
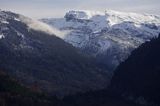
0;34;5;39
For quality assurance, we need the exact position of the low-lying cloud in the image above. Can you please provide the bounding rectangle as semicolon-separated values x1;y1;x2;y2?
18;15;67;38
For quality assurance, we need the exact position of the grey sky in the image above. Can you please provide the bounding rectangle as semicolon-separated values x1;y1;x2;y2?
0;0;160;19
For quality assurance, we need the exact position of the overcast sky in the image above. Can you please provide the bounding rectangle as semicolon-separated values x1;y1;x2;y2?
0;0;160;19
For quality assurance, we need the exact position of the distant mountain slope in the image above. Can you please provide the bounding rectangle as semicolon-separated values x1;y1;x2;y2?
110;34;160;105
41;10;160;70
0;10;110;97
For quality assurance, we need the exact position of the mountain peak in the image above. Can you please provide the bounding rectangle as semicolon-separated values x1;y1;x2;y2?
65;10;105;20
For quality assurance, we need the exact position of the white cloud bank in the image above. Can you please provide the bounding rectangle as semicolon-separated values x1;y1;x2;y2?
18;15;67;38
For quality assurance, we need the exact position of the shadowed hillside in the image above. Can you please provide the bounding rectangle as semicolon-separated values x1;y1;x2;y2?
110;34;160;105
0;70;60;106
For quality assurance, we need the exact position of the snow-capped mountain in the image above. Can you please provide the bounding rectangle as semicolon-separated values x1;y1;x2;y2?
0;10;110;96
41;10;160;70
